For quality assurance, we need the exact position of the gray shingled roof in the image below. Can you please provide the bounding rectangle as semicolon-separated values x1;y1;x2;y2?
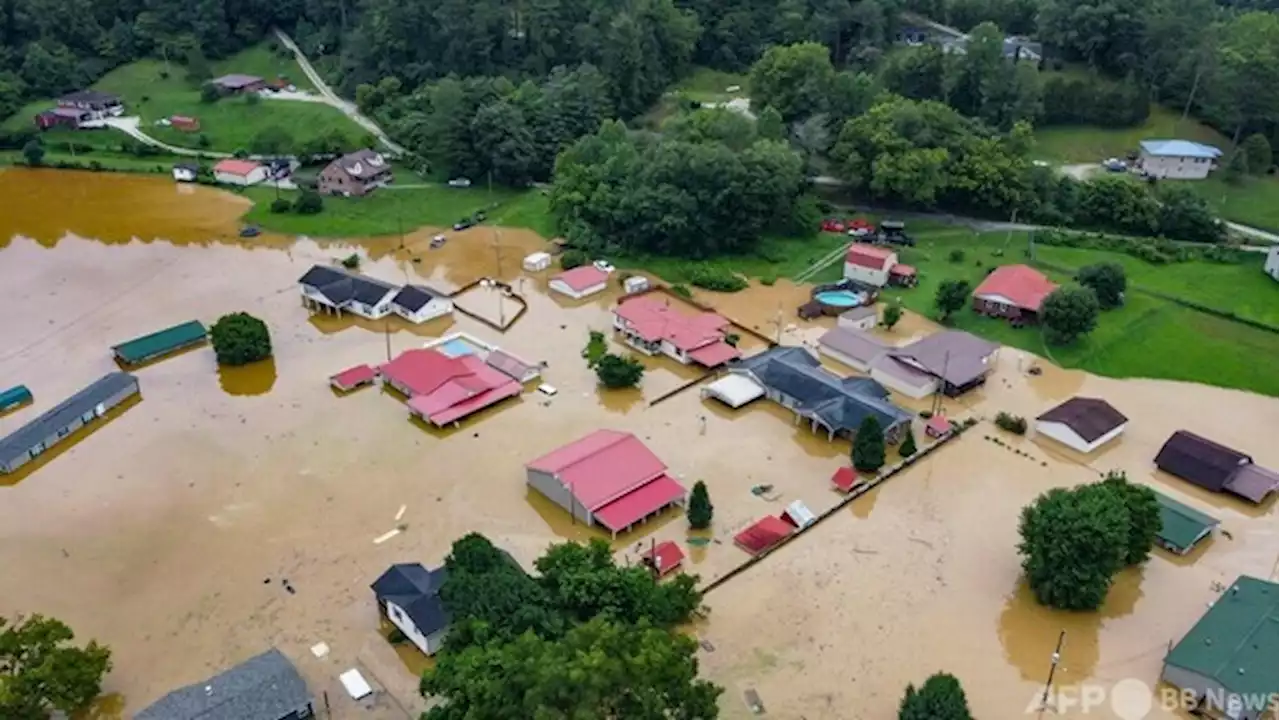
887;330;998;387
0;373;138;465
371;563;451;635
298;265;397;306
135;648;312;720
818;327;888;365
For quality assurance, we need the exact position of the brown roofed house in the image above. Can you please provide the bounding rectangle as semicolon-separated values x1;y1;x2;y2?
1034;397;1128;453
211;74;267;94
1155;431;1277;504
318;149;394;197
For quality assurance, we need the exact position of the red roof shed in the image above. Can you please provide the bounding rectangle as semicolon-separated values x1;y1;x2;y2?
831;466;860;492
644;541;686;577
925;414;951;438
845;244;896;270
734;516;794;556
330;364;376;391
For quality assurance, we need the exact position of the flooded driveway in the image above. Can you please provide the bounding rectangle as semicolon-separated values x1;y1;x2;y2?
0;169;1275;719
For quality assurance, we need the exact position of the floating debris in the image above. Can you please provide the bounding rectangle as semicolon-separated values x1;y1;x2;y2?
373;528;402;544
744;688;766;715
394;505;407;521
310;642;330;658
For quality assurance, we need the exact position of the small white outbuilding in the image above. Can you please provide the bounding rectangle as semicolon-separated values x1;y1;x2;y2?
523;251;552;272
1034;397;1128;453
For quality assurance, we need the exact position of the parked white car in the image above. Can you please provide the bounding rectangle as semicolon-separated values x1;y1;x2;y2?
447;177;472;188
593;260;616;274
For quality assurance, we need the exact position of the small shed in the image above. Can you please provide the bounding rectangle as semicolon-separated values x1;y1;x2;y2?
1154;491;1220;555
623;275;650;294
643;541;686;577
522;251;552;272
172;164;198;182
782;500;816;529
170;115;200;131
837;306;878;332
889;264;917;287
924;414;951;438
330;364;376;392
1035;397;1127;453
701;374;765;409
831;466;861;493
734;516;793;556
1;385;33;412
112;320;207;365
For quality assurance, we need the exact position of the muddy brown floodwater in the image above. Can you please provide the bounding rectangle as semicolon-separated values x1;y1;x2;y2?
0;169;1276;720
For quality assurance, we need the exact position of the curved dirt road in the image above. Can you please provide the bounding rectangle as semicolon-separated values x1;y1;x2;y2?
272;29;406;155
104;117;231;158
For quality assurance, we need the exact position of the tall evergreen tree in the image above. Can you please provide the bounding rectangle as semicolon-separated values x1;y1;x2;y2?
851;416;886;472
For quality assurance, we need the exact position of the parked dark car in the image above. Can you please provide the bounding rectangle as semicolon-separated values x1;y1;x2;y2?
453;219;474;231
473;210;487;222
876;220;914;246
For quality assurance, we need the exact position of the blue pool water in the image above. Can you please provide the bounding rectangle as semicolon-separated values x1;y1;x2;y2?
437;338;479;358
814;290;865;307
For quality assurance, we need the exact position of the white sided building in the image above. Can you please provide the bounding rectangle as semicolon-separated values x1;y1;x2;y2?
549;265;610;299
391;284;453;324
297;264;400;319
1137;140;1222;180
843;244;898;287
212;158;268;186
1034;397;1128;453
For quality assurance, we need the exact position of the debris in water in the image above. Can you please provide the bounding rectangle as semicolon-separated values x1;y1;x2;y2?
263;578;271;584
744;688;766;714
373;528;402;544
311;642;330;658
395;505;406;521
700;639;715;652
285;583;296;595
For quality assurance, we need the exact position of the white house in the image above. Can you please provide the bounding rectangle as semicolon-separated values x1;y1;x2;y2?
522;251;552;272
837;306;878;331
391;284;453;324
172;163;197;183
371;564;450;657
297;264;400;319
1265;245;1278;281
212;158;268;186
1034;397;1128;453
549;265;609;299
817;326;888;372
844;244;897;287
1137;140;1222;180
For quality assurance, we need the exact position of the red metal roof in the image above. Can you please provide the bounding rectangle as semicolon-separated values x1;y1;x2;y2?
831;466;858;492
972;264;1058;312
845;244;896;270
330;364;375;389
687;341;741;368
614;295;730;351
384;350;521;425
593;474;687;532
890;263;916;276
213;159;263;176
925;414;951;436
552;265;609;292
644;540;686;577
381;349;461;396
526;430;669;511
411;381;522;426
734;516;793;555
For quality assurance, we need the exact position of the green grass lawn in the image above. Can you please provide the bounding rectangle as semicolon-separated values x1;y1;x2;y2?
1176;175;1279;233
1032;105;1230;164
669;67;749;104
0;149;179;173
241;184;529;236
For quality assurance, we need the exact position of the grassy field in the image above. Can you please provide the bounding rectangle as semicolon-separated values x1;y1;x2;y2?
669;67;748;104
241;184;528;236
2;45;365;154
1031;105;1230;164
810;227;1278;395
1178;175;1279;233
0;149;180;173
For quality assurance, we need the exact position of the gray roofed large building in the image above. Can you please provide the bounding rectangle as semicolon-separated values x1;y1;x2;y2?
298;264;401;319
876;329;999;397
0;372;139;474
730;346;911;442
135;648;314;720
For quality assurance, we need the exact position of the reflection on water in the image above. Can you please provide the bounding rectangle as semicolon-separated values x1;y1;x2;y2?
0;394;143;487
998;568;1145;683
217;357;278;396
379;617;435;678
74;692;126;720
597;386;644;414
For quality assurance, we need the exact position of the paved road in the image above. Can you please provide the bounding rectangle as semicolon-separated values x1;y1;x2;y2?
273;29;407;155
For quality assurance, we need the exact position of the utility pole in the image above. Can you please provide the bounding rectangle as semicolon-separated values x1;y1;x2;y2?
932;350;951;416
397;194;405;252
492;228;506;326
1039;630;1066;712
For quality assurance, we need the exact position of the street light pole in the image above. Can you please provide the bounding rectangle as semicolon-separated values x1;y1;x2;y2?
1039;630;1066;712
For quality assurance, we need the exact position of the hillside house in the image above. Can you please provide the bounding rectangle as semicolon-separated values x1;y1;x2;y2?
211;74;267;94
972;264;1057;322
612;295;740;368
136;648;314;720
213;159;268;186
526;430;687;537
172;163;198;182
371;563;451;656
318;149;394;196
1034;397;1128;453
56;90;123;119
1138;140;1222;180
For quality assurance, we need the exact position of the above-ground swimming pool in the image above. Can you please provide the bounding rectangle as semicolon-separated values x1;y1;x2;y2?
813;290;867;308
437;337;482;358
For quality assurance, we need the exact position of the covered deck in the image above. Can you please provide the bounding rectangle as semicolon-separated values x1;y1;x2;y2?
592;474;687;538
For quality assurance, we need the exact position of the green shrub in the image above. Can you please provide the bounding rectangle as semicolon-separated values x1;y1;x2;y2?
210;312;272;366
948;248;966;263
270;198;292;214
670;284;693;299
294;190;323;215
688;266;748;292
760;274;777;286
560;249;588;270
341;253;360;268
994;412;1027;435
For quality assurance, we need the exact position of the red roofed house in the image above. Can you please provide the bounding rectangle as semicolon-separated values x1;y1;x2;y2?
843;244;898;287
549;265;610;300
330;364;376;392
972;264;1058;322
734;515;794;556
612;295;741;368
212;159;268;186
380;348;522;427
525;429;687;537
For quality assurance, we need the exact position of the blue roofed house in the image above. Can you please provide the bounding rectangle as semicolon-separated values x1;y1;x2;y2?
1137;140;1223;180
135;648;314;720
718;346;912;443
372;563;451;656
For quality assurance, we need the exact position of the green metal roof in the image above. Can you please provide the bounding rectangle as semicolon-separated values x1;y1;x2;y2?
1155;491;1220;552
0;385;32;410
1165;575;1278;700
112;320;207;364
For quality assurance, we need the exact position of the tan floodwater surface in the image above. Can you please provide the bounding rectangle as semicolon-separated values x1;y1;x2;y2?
0;170;1275;719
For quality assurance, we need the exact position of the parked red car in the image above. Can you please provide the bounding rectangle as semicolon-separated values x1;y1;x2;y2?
820;218;847;233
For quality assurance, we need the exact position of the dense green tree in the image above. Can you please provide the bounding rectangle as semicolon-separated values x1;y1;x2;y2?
687;480;714;529
747;42;835;122
756;106;785;141
882;300;903;329
595;353;645;388
1075;176;1159;236
1155;184;1223;243
209;312;272;365
1075;262;1126;309
1018;483;1129;610
1100;471;1161;566
666;107;758;151
851;415;886;472
439;533;562;649
421;617;721;720
249;125;291;155
534;539;701;626
1040;285;1100;345
1200;12;1278;146
899;428;918;457
879;45;948;102
1241;133;1273;175
933;279;971;321
1037;0;1148;75
293;190;323;214
470;99;537;186
0;614;112;718
899;672;974;720
21;140;44;166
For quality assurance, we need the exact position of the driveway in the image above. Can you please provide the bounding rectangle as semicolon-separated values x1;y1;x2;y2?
103;116;231;158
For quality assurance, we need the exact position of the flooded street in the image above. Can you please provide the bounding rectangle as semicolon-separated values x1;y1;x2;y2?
0;169;1275;719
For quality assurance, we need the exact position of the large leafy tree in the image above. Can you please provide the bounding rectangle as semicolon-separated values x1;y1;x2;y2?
1017;483;1129;610
209;312;272;366
747;42;835;122
899;672;974;720
934;279;971;321
534;539;700;626
1075;262;1126;310
0;615;112;719
1040;285;1100;345
1100;471;1161;567
421;618;721;720
851;415;886;472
